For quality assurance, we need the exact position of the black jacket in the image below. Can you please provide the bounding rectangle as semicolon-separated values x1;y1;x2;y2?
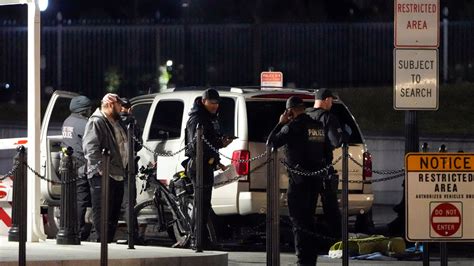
184;97;224;168
62;112;88;176
267;113;326;173
306;107;346;163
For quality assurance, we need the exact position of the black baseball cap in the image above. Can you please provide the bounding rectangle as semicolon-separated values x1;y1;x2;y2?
314;88;335;100
202;88;220;103
286;96;304;109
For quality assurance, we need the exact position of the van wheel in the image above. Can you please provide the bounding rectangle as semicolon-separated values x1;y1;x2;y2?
355;209;374;233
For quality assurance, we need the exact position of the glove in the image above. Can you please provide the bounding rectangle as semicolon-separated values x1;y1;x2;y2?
85;207;93;224
344;124;352;136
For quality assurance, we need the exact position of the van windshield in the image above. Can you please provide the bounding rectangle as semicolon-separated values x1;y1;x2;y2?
246;100;362;143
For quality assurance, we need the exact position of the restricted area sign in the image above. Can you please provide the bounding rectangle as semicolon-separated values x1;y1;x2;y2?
260;71;283;87
394;49;438;110
395;0;439;47
405;153;474;241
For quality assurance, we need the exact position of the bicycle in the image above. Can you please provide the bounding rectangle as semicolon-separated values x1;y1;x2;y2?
134;163;194;247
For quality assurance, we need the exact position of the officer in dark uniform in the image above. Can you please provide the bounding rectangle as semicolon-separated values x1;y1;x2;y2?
306;88;347;238
61;95;93;241
184;89;233;249
267;96;326;266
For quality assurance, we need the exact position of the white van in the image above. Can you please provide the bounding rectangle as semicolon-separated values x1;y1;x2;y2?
132;87;374;240
39;88;374;240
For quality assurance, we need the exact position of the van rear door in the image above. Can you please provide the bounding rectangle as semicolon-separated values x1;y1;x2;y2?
40;91;79;205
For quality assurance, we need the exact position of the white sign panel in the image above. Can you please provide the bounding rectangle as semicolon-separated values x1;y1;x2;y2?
260;71;283;87
394;49;438;110
405;153;474;241
395;0;440;47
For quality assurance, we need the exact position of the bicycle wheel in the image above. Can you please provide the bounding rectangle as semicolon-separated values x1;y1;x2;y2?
174;195;217;246
134;199;176;245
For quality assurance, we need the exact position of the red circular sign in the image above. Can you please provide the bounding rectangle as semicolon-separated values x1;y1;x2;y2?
431;203;461;237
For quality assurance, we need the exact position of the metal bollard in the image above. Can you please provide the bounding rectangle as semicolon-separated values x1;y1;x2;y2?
57;147;80;245
127;123;136;249
265;145;279;266
341;143;349;266
101;149;111;266
195;124;204;252
8;146;27;266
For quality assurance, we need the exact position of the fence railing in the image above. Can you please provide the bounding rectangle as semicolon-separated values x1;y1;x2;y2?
1;22;474;101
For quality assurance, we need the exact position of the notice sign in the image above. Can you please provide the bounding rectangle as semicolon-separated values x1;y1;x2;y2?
260;71;283;87
405;153;474;241
394;49;438;110
395;0;439;47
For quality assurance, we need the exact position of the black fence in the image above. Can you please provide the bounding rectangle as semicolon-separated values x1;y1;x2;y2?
1;21;474;101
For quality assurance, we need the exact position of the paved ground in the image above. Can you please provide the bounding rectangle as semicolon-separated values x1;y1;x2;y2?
0;236;227;266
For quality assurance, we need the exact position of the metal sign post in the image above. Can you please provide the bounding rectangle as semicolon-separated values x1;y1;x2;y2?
127;123;136;250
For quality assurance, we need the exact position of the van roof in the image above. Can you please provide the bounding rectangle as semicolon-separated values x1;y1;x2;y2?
131;86;339;101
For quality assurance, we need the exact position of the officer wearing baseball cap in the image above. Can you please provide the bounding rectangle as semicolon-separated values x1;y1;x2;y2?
307;88;349;240
267;96;326;265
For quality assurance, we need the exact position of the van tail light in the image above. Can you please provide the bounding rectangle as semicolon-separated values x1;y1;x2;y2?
363;151;372;180
232;150;250;176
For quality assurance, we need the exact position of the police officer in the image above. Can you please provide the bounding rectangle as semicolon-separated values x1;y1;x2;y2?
306;88;348;238
61;95;93;241
184;88;233;249
267;96;326;266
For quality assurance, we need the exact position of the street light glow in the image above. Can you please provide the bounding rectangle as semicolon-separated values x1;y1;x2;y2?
38;0;48;11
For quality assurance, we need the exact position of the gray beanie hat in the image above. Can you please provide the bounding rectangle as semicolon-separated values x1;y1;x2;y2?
69;95;92;113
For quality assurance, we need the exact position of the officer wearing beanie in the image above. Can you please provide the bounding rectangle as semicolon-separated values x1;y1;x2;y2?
183;88;233;249
61;95;93;241
267;96;326;265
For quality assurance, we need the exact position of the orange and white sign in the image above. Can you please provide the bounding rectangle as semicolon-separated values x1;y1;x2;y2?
395;0;440;47
261;71;283;87
405;153;474;241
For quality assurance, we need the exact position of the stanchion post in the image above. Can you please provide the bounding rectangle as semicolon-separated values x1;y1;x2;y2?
341;143;349;266
127;123;136;249
195;124;204;252
57;147;80;245
8;146;26;242
265;145;280;266
8;146;26;266
101;149;111;266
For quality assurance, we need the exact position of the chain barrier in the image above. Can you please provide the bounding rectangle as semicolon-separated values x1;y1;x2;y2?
24;159;103;185
347;172;405;184
133;135;195;158
279;156;342;177
348;155;404;175
203;137;268;163
0;161;20;181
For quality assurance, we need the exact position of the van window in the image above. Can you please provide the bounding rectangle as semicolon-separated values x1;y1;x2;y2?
246;100;362;144
47;97;74;136
217;97;235;137
131;102;152;131
148;100;184;140
246;101;287;142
